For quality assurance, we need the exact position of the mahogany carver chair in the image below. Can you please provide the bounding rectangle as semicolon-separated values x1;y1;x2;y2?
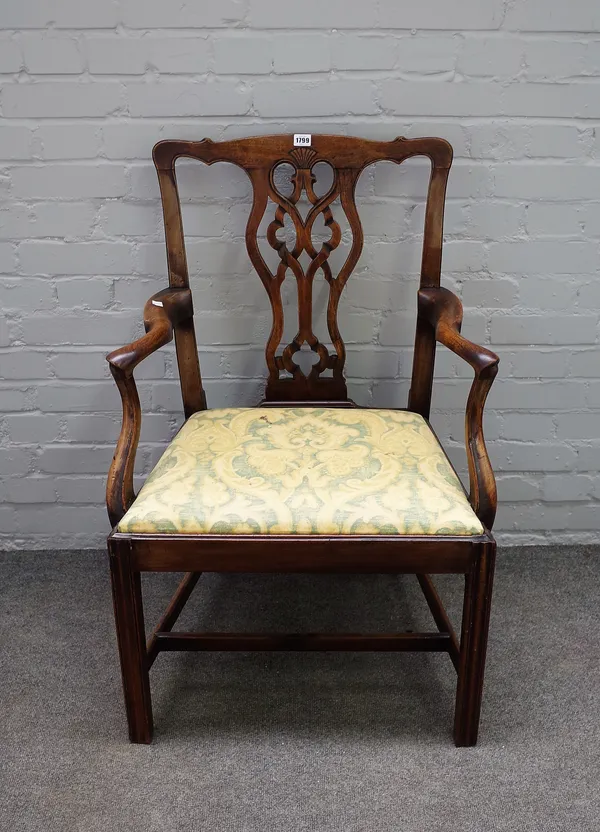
106;134;499;746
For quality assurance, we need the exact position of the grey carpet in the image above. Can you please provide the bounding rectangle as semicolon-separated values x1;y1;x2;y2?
1;547;599;831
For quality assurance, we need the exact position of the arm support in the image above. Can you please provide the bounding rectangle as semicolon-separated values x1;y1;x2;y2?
106;287;193;527
418;286;499;530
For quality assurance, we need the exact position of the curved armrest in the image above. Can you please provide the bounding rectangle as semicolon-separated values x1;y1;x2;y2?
106;288;193;527
418;286;499;530
107;287;193;376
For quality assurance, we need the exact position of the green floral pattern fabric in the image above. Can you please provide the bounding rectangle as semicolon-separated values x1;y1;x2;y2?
117;407;483;536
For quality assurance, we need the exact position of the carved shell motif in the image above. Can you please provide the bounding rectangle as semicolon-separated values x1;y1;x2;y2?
288;146;318;168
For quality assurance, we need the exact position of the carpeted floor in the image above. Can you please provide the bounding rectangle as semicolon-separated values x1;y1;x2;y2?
0;547;598;831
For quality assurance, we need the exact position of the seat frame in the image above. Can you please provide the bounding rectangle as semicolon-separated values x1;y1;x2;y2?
106;134;499;746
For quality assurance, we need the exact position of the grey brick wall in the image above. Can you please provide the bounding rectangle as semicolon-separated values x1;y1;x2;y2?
1;1;600;548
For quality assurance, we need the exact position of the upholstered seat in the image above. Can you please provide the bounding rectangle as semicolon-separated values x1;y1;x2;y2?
118;407;483;537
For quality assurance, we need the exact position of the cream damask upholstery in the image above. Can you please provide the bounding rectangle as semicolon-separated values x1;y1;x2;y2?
117;408;483;537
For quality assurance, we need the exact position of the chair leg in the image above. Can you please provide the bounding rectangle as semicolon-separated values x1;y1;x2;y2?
109;543;153;744
453;541;496;747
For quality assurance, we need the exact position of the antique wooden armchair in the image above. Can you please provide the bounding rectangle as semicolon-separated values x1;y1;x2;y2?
106;134;499;746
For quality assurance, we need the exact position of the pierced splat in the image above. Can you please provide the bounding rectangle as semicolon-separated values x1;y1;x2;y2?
255;149;352;400
152;133;453;404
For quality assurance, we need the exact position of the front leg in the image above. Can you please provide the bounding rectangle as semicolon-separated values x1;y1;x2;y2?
453;541;496;747
109;538;153;744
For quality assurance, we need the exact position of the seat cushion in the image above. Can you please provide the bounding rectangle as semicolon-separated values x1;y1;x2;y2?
117;407;483;537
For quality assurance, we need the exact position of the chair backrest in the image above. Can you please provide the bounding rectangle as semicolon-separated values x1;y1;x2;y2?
153;134;453;410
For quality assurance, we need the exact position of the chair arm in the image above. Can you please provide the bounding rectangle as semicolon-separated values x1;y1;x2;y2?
418;286;499;530
106;287;193;527
107;287;193;376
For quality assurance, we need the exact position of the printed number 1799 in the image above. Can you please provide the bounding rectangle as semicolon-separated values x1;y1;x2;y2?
293;134;312;146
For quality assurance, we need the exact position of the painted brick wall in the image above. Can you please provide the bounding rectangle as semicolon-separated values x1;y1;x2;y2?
1;0;600;548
